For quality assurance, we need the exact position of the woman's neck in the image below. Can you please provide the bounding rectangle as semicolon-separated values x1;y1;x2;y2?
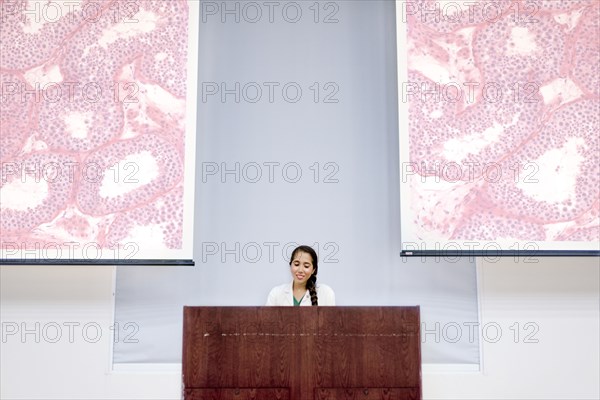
293;282;307;293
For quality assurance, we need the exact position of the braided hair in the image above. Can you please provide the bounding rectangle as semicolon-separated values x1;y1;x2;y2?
290;245;319;306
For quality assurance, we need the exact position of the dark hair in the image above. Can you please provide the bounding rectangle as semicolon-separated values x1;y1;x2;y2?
289;245;318;306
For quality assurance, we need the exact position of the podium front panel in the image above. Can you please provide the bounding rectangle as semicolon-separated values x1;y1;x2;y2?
315;307;421;388
183;306;421;400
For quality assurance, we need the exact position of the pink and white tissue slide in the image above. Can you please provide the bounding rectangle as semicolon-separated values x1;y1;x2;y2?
397;0;599;253
1;0;199;262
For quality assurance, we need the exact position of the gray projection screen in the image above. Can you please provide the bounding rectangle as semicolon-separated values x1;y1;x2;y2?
113;0;480;368
397;0;599;256
1;0;198;263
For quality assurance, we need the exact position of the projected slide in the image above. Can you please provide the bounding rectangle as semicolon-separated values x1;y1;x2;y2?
0;0;198;262
397;0;599;253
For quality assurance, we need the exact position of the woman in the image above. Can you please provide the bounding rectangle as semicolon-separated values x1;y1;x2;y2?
266;245;335;306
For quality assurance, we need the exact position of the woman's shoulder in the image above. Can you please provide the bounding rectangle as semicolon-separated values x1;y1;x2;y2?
315;282;335;305
316;283;334;298
269;282;291;294
266;283;292;306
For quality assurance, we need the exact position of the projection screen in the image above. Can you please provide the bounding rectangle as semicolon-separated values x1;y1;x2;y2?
0;0;198;263
397;0;599;256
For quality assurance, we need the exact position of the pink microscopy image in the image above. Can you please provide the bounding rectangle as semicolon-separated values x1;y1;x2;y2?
0;0;193;259
402;0;599;248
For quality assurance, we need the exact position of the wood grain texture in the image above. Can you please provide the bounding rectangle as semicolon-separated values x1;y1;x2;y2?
315;307;421;388
315;388;419;400
184;388;290;400
182;307;421;400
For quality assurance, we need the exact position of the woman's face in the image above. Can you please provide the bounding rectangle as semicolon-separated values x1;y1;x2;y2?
290;251;315;288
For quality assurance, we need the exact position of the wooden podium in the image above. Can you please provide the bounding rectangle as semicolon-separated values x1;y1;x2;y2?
182;307;421;400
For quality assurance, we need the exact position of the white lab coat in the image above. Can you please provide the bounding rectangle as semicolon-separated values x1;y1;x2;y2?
265;281;335;306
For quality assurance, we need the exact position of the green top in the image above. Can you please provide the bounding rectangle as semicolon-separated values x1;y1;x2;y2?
293;294;304;306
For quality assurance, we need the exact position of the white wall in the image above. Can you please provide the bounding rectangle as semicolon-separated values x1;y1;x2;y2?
425;257;600;400
2;257;598;400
